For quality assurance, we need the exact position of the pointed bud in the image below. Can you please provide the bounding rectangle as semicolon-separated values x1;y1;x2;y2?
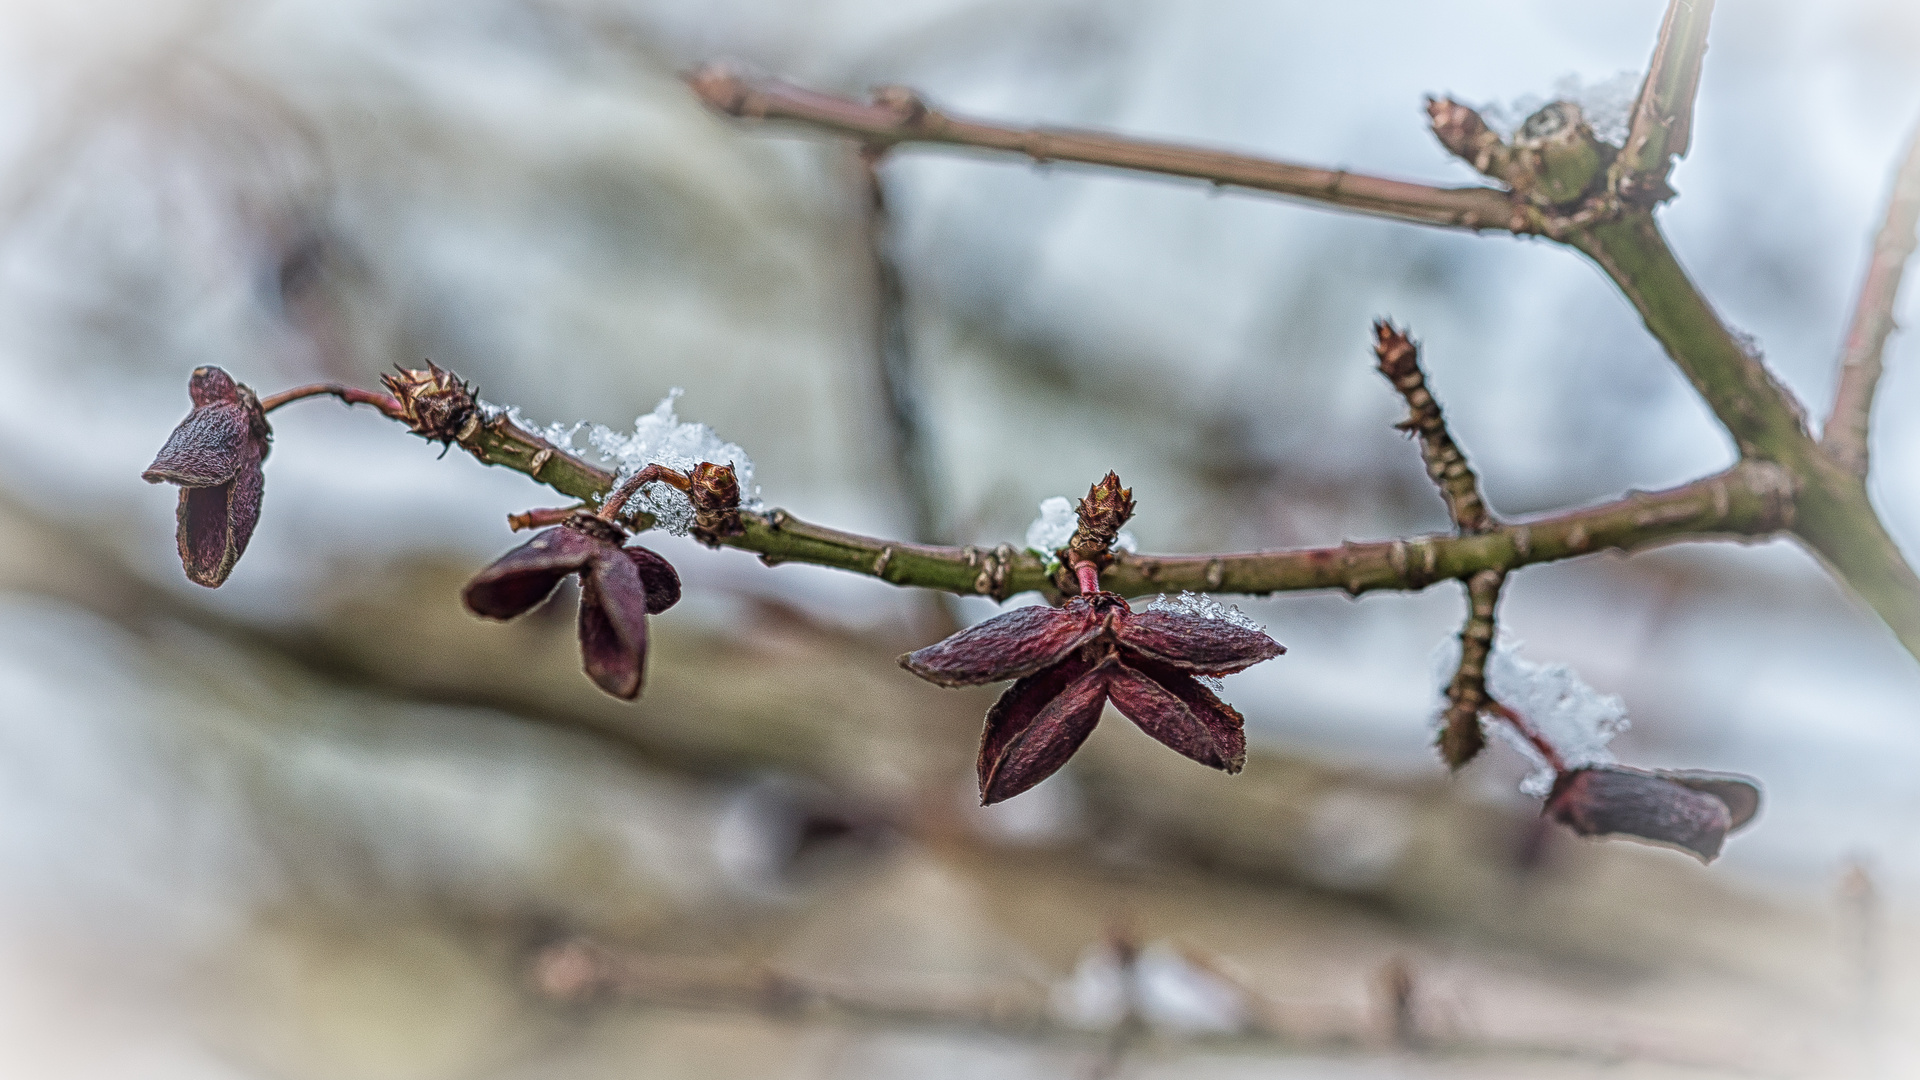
1067;472;1135;570
381;362;476;444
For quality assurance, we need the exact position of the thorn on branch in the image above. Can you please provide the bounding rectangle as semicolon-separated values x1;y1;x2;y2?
1372;322;1496;534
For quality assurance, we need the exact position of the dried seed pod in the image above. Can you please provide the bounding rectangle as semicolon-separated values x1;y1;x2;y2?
142;366;272;587
464;511;681;700
902;591;1283;804
1544;764;1750;863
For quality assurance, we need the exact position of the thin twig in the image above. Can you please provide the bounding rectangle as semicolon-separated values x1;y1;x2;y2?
1613;0;1716;203
687;66;1528;234
526;938;1790;1075
258;382;404;415
1823;116;1920;477
1372;322;1496;534
858;148;946;544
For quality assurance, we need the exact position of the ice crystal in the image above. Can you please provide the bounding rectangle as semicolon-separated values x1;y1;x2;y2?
1145;591;1265;633
483;391;760;536
1145;592;1265;692
1023;495;1136;569
1483;70;1640;147
1431;635;1629;796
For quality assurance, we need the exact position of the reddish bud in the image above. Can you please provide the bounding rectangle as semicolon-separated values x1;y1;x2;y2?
142;366;271;587
463;511;681;700
902;592;1282;803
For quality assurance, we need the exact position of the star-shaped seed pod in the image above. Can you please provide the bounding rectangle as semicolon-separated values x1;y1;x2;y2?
463;512;681;699
1544;764;1761;863
142;366;272;587
902;592;1284;804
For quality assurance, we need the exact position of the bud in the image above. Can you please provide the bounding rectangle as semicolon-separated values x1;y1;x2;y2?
1066;472;1135;571
142;366;271;587
1512;101;1609;206
381;362;476;445
687;461;744;546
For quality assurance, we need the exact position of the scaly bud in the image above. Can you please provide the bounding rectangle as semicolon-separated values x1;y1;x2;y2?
381;362;476;445
687;461;745;547
1066;472;1135;573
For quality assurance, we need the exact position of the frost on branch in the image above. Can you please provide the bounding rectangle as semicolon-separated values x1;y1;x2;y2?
1431;635;1628;796
1023;495;1135;570
490;390;762;536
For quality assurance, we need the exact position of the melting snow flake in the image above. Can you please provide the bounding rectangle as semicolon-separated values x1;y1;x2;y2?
487;390;761;536
1431;634;1628;796
1146;591;1265;633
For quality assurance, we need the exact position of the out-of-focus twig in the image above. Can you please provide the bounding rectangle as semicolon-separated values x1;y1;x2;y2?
686;66;1528;234
1612;0;1715;203
1823;116;1920;478
857;147;946;546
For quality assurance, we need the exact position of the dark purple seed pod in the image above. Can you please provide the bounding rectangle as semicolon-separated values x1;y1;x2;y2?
463;511;682;700
142;366;272;587
1545;765;1751;863
902;591;1284;804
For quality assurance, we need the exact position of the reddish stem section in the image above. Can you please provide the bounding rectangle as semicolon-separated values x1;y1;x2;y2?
259;383;404;416
1486;700;1567;773
1074;561;1101;597
508;506;578;532
599;463;692;522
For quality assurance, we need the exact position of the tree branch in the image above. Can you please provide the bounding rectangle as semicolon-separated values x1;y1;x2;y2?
686;66;1529;234
1569;217;1809;461
1613;0;1715;203
1823;116;1920;477
427;393;1794;602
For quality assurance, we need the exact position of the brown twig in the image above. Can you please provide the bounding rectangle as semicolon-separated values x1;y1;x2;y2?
686;66;1528;234
1438;569;1504;768
1613;0;1715;204
598;462;691;523
258;382;404;416
1823;116;1920;478
858;147;946;544
1372;322;1496;534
